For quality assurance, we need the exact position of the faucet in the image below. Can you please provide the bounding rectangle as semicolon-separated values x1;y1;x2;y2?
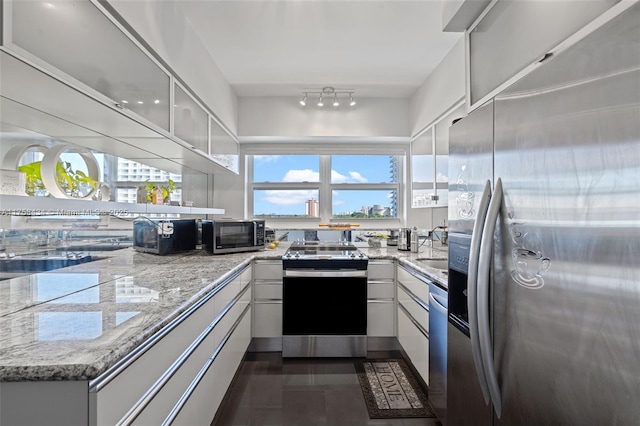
430;225;448;246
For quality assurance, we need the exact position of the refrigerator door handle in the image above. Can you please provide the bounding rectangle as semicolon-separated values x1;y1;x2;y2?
478;177;503;418
467;179;492;405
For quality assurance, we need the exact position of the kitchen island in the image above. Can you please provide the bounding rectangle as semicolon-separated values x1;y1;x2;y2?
0;242;446;424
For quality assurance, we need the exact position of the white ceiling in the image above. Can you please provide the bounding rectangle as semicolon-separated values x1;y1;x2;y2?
179;1;463;98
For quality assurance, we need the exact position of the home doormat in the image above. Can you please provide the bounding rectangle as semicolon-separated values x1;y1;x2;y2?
354;359;437;419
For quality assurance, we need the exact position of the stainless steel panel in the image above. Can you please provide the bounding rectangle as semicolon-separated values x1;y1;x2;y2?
447;322;492;426
282;336;367;358
429;282;448;424
283;270;367;278
492;4;640;425
448;101;494;235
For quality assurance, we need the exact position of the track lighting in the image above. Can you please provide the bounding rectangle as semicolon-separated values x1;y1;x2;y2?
299;87;355;108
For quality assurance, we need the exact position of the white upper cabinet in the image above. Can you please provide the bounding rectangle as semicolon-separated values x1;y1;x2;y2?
174;84;209;153
411;103;465;209
10;0;170;131
468;0;617;107
210;118;239;174
1;0;238;176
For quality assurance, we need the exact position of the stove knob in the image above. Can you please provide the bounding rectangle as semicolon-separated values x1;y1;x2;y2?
350;252;356;258
359;252;365;258
294;252;300;258
285;252;291;258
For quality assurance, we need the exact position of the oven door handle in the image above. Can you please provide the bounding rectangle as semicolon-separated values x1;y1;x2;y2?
283;270;367;278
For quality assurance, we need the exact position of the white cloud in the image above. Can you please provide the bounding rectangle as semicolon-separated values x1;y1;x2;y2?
436;172;449;182
348;171;368;183
331;170;368;183
283;169;319;182
261;189;317;206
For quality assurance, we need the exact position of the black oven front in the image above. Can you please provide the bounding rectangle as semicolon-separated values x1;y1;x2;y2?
281;244;368;357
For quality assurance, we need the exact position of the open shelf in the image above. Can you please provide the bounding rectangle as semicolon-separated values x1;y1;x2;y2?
0;195;225;216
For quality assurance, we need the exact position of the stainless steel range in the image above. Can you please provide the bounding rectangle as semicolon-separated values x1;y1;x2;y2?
282;241;368;357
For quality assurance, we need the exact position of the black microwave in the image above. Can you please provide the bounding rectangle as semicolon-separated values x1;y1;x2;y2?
133;219;198;255
202;220;265;254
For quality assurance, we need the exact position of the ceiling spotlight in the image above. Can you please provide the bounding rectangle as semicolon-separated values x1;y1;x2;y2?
154;99;160;104
299;87;355;109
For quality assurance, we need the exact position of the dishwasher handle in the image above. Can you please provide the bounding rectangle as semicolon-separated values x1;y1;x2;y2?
429;293;447;315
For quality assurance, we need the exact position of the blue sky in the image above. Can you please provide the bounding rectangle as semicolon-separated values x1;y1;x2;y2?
253;155;396;216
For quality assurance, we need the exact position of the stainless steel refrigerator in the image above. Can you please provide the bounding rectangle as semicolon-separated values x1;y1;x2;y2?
447;4;640;425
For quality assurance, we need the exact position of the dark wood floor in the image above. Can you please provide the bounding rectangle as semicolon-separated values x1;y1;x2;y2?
212;352;443;426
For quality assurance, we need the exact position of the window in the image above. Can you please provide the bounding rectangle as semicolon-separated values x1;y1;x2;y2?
249;154;402;221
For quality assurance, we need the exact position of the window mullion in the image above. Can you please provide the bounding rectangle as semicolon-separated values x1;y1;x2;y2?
319;155;332;222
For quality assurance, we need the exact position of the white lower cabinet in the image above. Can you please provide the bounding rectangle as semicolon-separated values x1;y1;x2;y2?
89;264;252;426
253;260;283;343
367;260;396;337
396;265;431;385
170;307;252;425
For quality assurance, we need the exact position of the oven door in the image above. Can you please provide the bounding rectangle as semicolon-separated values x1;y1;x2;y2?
282;269;368;359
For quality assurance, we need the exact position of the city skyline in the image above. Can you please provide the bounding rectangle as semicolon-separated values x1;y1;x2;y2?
253;155;397;217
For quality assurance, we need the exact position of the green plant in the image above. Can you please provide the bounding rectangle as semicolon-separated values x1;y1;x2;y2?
161;179;176;202
17;160;98;197
17;161;46;196
55;161;98;197
144;180;156;202
143;179;176;203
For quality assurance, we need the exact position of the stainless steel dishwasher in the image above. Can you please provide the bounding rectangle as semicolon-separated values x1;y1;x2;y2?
429;281;448;424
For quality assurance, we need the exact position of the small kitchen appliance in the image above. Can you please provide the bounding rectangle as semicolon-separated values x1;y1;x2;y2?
202;219;265;254
398;228;411;251
133;219;197;255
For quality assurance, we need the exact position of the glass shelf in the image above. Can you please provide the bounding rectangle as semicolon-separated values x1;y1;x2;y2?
0;195;224;216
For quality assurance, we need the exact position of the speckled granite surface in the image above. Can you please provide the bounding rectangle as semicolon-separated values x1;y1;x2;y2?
0;243;446;382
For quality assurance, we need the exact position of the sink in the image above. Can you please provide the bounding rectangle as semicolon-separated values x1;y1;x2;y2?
0;254;100;273
415;258;449;270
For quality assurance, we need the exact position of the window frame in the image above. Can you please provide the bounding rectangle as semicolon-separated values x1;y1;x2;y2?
245;144;406;227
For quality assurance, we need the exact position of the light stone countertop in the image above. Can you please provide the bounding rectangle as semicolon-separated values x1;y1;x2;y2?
0;243;447;382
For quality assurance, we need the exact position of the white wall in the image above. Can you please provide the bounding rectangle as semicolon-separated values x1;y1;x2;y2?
409;38;466;137
238;97;409;138
106;0;238;135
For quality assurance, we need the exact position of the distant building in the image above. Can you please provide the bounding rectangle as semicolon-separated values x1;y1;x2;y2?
389;156;398;217
115;158;181;203
305;197;319;217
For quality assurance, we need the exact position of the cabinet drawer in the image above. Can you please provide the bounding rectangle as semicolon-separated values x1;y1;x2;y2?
254;283;283;300
368;261;395;280
367;301;395;337
397;266;430;302
254;260;283;280
367;282;395;299
397;285;429;331
397;305;429;385
253;302;282;337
